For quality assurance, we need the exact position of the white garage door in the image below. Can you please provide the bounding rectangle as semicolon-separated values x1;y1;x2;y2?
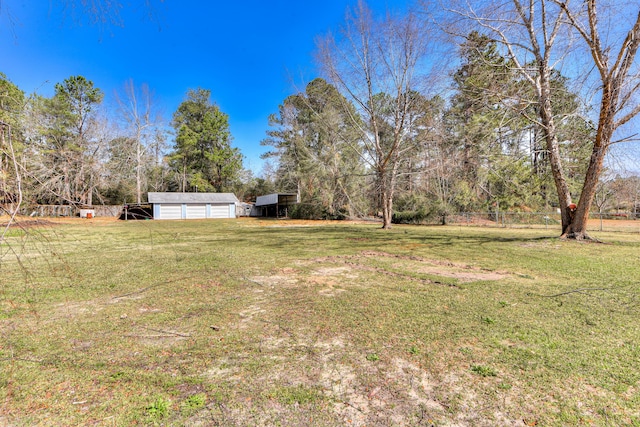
159;204;182;220
210;204;230;218
186;204;206;219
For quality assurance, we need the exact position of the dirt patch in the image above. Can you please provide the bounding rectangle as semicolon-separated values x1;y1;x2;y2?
248;275;298;287
587;218;640;229
298;251;515;286
0;219;58;229
313;266;352;276
50;300;106;320
238;304;267;328
1;215;120;230
414;265;511;283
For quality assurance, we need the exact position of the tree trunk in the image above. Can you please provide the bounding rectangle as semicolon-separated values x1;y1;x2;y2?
0;128;6;201
1;121;23;239
136;132;142;205
556;3;640;241
562;86;615;240
538;66;573;234
63;161;71;205
379;157;400;229
381;190;393;229
87;179;94;206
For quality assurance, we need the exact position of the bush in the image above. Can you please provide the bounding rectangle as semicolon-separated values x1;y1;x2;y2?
393;209;427;224
290;203;348;220
392;206;443;224
392;198;457;225
289;203;326;220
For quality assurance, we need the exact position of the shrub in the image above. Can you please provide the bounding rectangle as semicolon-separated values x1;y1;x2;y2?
290;203;348;220
392;207;434;224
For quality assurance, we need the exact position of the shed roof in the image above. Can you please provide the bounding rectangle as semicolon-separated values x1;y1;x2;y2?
255;193;298;207
148;192;239;204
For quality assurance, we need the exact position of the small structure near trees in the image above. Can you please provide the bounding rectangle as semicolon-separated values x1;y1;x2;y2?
254;193;299;218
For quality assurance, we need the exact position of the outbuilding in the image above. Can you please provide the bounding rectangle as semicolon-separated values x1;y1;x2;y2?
148;192;238;220
255;193;299;217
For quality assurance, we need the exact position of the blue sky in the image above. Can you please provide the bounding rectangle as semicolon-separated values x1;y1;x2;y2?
0;0;407;175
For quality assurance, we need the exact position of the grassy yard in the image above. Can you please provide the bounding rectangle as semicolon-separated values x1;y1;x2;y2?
1;217;639;426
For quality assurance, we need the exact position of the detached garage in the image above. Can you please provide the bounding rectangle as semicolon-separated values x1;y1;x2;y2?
148;192;238;220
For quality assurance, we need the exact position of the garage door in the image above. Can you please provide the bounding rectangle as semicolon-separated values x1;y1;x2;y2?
210;204;230;218
159;204;182;220
186;204;206;219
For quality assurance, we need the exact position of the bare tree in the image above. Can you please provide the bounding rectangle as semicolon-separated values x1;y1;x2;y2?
444;0;578;234
114;79;162;204
317;0;431;228
0;120;22;241
0;0;164;28
0;73;26;241
445;0;640;239
593;171;614;230
26;76;105;206
555;0;640;239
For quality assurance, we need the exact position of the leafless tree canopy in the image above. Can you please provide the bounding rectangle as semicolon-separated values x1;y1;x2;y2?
316;1;434;228
0;0;164;29
438;0;640;239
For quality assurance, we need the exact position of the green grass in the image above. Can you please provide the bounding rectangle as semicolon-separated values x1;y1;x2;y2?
1;218;639;426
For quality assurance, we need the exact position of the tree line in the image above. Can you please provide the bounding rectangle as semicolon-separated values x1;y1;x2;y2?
2;0;640;240
0;77;250;210
264;0;640;240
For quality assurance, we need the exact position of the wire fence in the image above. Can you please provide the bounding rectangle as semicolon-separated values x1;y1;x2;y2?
445;211;640;233
4;204;640;233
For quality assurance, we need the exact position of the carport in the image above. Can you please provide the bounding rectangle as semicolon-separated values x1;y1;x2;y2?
254;193;299;217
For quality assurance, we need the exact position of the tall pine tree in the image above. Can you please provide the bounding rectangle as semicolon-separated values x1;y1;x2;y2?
169;88;242;192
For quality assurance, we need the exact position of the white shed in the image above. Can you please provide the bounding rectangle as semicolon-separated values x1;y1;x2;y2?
148;192;238;220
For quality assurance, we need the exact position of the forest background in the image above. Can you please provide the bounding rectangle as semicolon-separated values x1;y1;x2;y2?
1;0;640;237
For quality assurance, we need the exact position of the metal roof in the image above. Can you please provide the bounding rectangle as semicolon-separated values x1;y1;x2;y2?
255;193;298;207
148;192;239;204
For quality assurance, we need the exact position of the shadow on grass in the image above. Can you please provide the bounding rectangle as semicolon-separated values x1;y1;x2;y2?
230;223;558;254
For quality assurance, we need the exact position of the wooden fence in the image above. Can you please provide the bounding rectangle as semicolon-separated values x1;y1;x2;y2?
21;205;123;218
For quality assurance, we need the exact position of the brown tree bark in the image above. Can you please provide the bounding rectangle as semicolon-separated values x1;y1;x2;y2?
559;2;640;240
451;0;640;240
538;63;573;234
